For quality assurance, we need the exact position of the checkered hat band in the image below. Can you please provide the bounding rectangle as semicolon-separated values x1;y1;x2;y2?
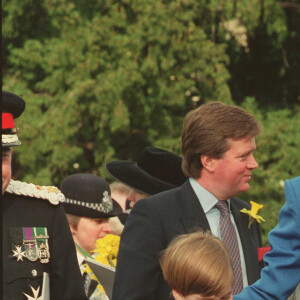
65;197;113;213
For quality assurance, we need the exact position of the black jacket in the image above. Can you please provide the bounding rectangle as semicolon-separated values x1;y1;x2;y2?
113;180;262;300
2;192;88;300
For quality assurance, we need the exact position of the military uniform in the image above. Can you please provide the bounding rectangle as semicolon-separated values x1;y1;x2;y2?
2;180;88;300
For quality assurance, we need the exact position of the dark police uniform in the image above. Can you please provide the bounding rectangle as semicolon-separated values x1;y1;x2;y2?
2;180;88;300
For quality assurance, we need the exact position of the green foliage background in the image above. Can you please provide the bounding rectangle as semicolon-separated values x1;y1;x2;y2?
3;0;300;244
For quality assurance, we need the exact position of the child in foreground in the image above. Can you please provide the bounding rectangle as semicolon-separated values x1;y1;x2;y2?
160;231;234;300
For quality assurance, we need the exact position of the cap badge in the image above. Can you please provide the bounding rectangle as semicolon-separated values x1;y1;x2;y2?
102;191;113;213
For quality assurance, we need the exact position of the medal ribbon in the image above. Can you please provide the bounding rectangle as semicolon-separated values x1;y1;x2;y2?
9;227;23;246
22;227;39;261
22;227;35;250
35;227;49;241
9;227;24;259
35;227;50;262
34;227;50;263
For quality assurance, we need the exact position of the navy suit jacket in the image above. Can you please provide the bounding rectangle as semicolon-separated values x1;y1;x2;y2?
234;176;300;300
113;180;262;300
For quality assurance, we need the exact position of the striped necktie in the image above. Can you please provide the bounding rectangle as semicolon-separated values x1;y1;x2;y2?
215;201;243;295
82;260;99;298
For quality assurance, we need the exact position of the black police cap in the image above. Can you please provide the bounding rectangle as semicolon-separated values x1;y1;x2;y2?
61;173;122;219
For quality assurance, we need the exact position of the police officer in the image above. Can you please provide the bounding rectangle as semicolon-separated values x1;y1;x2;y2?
61;173;122;300
2;91;88;299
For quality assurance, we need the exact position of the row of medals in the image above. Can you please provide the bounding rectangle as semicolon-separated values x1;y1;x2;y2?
22;240;50;263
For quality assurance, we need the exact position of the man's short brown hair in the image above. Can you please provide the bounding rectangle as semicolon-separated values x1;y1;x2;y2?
181;102;261;178
160;231;234;298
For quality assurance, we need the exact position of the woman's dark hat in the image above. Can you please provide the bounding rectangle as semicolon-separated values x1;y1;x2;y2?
61;173;122;219
105;147;187;195
2;91;26;147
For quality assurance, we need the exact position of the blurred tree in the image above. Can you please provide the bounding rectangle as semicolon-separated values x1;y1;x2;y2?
3;0;231;184
223;0;300;108
3;0;299;242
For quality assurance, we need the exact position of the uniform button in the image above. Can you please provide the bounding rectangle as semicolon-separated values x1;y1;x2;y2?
31;269;38;277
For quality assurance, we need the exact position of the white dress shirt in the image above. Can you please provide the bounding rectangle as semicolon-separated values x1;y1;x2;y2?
189;178;249;288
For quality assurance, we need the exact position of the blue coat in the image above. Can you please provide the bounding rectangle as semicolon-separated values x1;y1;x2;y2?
234;176;300;300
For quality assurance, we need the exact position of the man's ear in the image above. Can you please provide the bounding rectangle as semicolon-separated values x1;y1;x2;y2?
200;155;216;173
172;289;185;300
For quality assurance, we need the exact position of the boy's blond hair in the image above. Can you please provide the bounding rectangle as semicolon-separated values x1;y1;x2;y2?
160;230;234;298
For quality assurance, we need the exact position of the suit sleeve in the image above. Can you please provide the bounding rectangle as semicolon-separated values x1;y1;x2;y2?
112;198;166;300
49;204;88;300
234;177;300;300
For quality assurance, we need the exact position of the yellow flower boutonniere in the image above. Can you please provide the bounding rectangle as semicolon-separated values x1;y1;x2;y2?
240;201;266;229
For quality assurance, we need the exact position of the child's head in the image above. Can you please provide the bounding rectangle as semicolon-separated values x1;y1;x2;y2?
160;231;234;300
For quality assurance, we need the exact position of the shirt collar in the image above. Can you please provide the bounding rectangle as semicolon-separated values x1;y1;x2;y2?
189;178;231;213
76;250;86;265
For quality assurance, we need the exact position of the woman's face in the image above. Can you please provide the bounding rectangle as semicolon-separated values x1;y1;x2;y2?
71;217;112;253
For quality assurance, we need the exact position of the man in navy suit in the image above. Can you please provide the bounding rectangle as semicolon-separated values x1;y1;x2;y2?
113;102;263;300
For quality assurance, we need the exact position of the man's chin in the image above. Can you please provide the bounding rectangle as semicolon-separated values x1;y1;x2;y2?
240;183;250;193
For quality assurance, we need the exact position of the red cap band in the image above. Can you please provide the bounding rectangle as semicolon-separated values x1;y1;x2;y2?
2;113;16;129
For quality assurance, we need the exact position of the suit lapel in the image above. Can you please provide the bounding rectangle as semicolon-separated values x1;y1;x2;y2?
175;184;260;284
179;180;210;233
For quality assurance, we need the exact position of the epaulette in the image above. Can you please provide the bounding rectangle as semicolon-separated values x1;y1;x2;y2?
6;179;65;205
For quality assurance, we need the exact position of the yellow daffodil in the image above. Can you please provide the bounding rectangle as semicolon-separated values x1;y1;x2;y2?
93;234;120;267
240;201;265;228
